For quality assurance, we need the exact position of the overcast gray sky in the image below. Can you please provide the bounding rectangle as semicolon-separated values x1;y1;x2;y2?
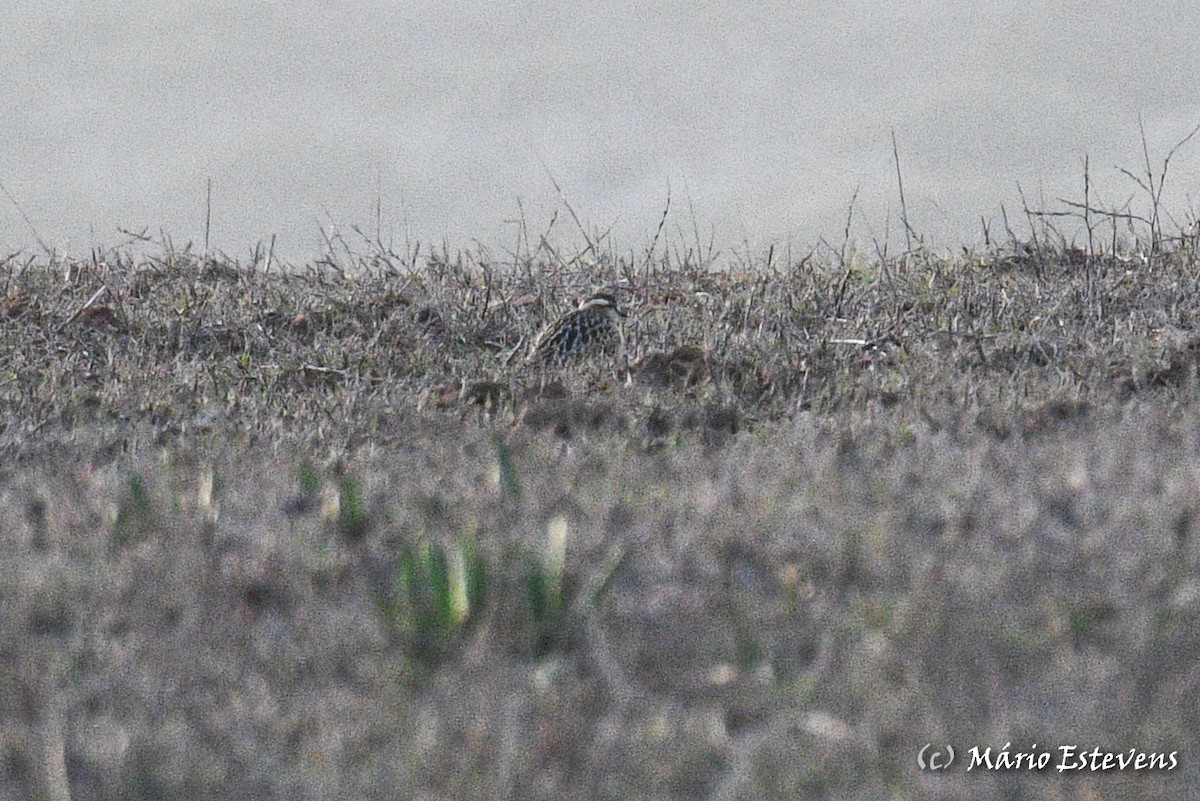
3;2;1199;265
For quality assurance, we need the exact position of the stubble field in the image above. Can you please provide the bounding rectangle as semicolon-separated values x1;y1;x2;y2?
4;232;1200;800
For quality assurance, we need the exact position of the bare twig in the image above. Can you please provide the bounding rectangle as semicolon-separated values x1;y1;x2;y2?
542;163;596;260
838;187;858;270
1082;155;1094;257
891;129;913;252
1033;199;1144;225
204;178;212;259
832;188;859;318
641;182;671;280
0;179;52;257
1016;183;1042;254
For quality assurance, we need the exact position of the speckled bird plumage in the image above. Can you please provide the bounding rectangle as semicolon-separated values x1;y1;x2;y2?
530;289;626;364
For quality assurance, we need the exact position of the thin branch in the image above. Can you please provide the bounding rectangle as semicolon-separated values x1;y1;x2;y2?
0;179;52;256
541;163;596;260
891;129;913;252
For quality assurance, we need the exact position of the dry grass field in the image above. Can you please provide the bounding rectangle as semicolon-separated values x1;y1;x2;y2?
4;228;1200;799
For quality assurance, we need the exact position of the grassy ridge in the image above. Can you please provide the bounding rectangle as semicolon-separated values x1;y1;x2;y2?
3;240;1200;799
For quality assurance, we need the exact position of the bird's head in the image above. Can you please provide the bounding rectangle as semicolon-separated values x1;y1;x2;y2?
581;288;626;318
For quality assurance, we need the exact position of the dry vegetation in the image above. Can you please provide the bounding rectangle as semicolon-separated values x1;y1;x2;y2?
4;221;1200;800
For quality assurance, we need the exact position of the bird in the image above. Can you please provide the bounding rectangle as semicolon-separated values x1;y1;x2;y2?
529;288;627;364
